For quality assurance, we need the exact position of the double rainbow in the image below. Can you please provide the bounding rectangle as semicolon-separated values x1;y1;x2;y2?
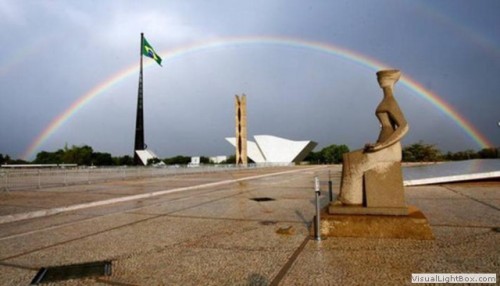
21;36;493;160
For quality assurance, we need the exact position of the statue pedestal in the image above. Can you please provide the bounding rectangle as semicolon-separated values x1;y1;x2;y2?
329;203;408;216
331;162;408;215
314;206;434;240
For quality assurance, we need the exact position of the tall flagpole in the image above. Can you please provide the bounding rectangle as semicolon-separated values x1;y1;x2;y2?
134;33;145;165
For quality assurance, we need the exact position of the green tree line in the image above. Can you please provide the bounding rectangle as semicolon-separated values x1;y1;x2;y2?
304;142;498;164
1;142;498;166
1;145;219;166
31;145;133;166
402;141;499;162
305;144;350;164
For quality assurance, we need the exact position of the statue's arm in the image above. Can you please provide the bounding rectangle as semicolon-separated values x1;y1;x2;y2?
378;115;408;150
367;105;409;152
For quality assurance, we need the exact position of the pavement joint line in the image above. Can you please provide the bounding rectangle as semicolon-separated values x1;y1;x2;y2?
0;175;321;268
0;171;313;242
442;185;500;211
430;224;499;229
269;235;310;286
161;214;307;225
0;167;323;262
0;193;252;261
0;182;262;241
0;203;50;209
94;278;138;286
0;166;327;225
0;212;156;242
440;230;496;249
0;214;165;262
0;261;38;271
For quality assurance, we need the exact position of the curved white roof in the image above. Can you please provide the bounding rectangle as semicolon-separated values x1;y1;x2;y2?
226;135;317;164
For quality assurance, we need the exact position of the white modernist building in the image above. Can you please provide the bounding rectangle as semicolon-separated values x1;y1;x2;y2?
226;135;317;164
135;149;165;166
209;156;228;164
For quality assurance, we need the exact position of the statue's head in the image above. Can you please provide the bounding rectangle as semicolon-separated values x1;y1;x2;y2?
377;69;401;88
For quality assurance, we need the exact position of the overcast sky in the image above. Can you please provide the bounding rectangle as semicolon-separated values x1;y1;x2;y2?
0;0;499;160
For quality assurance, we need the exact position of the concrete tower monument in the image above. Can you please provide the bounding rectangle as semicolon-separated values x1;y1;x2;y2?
235;94;248;166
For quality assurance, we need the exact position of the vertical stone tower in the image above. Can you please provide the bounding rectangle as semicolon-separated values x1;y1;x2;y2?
235;94;248;166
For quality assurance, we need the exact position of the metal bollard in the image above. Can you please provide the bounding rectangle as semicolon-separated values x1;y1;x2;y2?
37;169;41;189
314;176;321;241
64;169;68;186
328;170;333;202
2;170;8;192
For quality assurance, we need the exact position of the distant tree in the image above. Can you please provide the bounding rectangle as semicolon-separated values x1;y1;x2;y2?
62;145;93;165
443;149;479;161
34;145;102;165
304;151;320;164
320;144;350;164
54;149;64;162
163;155;191;165
477;147;499;159
147;158;162;165
305;144;349;164
1;154;21;164
114;155;134;166
34;150;63;164
403;141;442;162
463;149;478;160
7;159;29;164
200;156;211;164
221;155;236;164
0;153;28;165
91;152;113;166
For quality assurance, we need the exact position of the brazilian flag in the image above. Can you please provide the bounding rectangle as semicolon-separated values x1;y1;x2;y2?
142;37;162;66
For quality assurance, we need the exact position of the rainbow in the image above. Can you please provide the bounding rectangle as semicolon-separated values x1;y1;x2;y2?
21;36;494;160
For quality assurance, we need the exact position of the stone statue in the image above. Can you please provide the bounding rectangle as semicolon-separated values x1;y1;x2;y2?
330;69;409;215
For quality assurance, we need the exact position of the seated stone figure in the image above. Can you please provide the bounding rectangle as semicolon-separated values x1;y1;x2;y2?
331;69;409;214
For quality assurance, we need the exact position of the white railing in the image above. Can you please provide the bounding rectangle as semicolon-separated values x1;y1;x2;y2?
0;163;294;191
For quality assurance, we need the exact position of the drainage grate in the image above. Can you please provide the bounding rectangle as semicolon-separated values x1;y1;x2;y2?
30;261;112;285
250;197;275;202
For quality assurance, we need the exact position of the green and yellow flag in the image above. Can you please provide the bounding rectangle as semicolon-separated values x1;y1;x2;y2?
142;37;162;66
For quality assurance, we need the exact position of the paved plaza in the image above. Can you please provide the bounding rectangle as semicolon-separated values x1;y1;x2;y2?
0;166;498;285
